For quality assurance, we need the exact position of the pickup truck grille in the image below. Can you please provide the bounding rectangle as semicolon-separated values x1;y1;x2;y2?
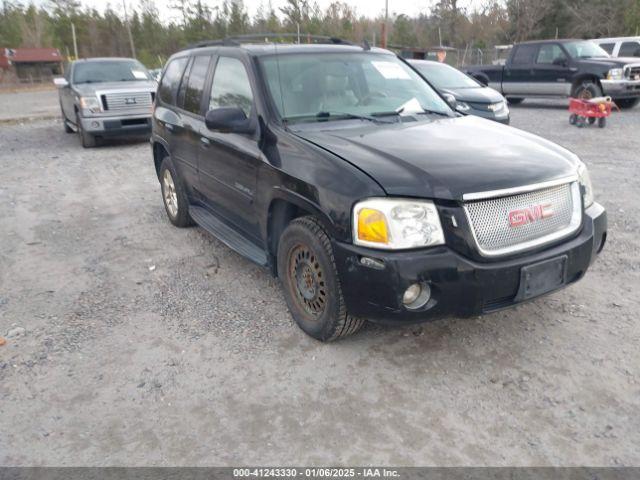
626;65;640;79
463;182;582;257
101;91;153;112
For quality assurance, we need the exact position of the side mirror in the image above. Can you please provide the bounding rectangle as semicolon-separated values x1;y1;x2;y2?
53;77;68;88
443;93;457;111
205;107;254;134
553;57;568;67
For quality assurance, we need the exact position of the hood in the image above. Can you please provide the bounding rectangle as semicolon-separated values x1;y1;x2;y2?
440;86;505;104
73;80;157;96
291;115;578;201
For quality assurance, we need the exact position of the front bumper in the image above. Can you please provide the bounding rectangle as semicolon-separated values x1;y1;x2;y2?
333;202;607;324
465;108;510;124
601;79;640;99
80;114;152;136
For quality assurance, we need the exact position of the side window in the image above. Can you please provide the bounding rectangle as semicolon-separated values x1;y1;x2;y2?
599;43;616;55
176;57;193;109
536;44;567;65
159;57;188;105
511;44;538;65
182;56;211;114
619;41;640;57
209;57;254;117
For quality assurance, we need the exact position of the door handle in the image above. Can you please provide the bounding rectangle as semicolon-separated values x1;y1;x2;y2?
200;136;210;147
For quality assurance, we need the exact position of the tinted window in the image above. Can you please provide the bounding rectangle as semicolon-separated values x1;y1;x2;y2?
183;56;211;114
411;61;479;89
159;57;188;105
600;43;616;54
536;44;567;64
209;57;254;117
73;60;150;84
620;41;640;57
511;44;538;65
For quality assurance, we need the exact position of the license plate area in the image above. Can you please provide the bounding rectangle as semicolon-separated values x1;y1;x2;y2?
515;255;567;301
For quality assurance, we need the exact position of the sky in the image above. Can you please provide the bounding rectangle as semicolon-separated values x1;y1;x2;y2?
31;0;483;24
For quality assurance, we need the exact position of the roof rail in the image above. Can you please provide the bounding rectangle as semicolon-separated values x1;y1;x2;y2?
184;33;358;51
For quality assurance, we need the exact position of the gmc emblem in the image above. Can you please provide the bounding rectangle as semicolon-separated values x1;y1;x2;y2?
508;204;554;227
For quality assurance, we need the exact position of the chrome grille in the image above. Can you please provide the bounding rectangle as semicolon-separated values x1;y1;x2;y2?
626;65;640;79
102;91;153;112
463;182;582;257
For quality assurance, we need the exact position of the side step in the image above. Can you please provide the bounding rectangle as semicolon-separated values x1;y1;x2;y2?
189;206;268;266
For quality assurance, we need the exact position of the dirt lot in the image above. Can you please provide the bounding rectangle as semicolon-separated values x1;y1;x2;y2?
1;91;639;466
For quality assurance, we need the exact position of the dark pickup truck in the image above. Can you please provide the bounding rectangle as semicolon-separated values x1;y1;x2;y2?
466;39;640;108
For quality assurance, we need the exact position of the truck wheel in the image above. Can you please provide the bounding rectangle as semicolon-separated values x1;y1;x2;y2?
159;156;193;228
573;81;601;100
277;216;365;342
615;98;639;109
506;97;524;105
76;114;96;148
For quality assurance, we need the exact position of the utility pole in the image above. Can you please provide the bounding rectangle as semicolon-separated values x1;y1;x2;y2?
71;22;78;59
122;0;137;58
381;0;388;48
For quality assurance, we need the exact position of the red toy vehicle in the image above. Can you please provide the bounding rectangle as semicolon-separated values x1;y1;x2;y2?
569;96;614;128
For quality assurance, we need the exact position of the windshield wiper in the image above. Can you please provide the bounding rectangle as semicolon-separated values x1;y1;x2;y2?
415;108;451;117
284;111;395;124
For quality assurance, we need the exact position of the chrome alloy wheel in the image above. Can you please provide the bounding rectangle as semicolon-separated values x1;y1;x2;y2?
162;169;178;218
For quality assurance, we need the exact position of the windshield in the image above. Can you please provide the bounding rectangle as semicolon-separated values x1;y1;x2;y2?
260;52;451;122
564;41;610;59
73;60;151;84
411;61;479;89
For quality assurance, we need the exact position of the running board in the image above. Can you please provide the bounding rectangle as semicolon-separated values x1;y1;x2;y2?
189;206;268;266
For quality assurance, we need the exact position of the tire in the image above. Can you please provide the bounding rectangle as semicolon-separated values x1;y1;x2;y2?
76;113;96;148
506;97;524;105
615;98;639;109
277;216;365;341
588;117;596;125
159;156;193;228
576;116;586;128
598;117;607;128
572;81;602;100
569;114;577;125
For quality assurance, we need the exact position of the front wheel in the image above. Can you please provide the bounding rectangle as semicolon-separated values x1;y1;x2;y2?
572;81;602;100
615;98;639;109
76;114;96;148
277;216;365;341
506;97;524;105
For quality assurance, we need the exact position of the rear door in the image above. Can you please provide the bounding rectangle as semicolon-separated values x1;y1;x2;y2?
533;43;572;96
198;54;262;239
503;44;539;96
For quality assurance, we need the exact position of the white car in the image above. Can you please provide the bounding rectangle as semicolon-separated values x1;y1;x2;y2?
592;37;640;58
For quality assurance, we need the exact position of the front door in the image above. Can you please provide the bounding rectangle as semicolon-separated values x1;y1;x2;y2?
533;43;572;96
198;55;261;240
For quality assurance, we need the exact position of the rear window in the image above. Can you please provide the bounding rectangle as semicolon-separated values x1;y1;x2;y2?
511;45;538;65
619;41;640;57
159;57;188;105
183;56;212;114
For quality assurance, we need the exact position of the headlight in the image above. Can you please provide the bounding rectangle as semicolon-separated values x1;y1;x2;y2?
79;96;101;113
607;68;624;80
577;162;594;208
353;198;445;249
456;101;471;113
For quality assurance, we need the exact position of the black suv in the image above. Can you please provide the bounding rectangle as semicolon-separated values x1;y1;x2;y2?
151;37;607;341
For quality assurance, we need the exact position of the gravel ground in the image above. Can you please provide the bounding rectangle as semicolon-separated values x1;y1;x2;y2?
0;92;639;466
0;88;59;123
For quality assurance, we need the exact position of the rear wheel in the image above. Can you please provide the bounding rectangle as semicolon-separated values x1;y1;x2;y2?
615;98;639;109
277;216;365;341
159;156;193;227
506;97;524;105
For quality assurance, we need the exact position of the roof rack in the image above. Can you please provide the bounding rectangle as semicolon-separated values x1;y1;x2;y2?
184;33;359;51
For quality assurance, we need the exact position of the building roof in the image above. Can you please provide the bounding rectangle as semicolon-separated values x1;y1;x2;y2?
0;48;62;67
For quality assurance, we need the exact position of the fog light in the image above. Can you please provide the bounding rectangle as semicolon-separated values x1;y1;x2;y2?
91;121;99;128
402;282;431;310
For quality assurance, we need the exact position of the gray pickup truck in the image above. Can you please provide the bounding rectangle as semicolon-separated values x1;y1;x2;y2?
54;57;157;147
